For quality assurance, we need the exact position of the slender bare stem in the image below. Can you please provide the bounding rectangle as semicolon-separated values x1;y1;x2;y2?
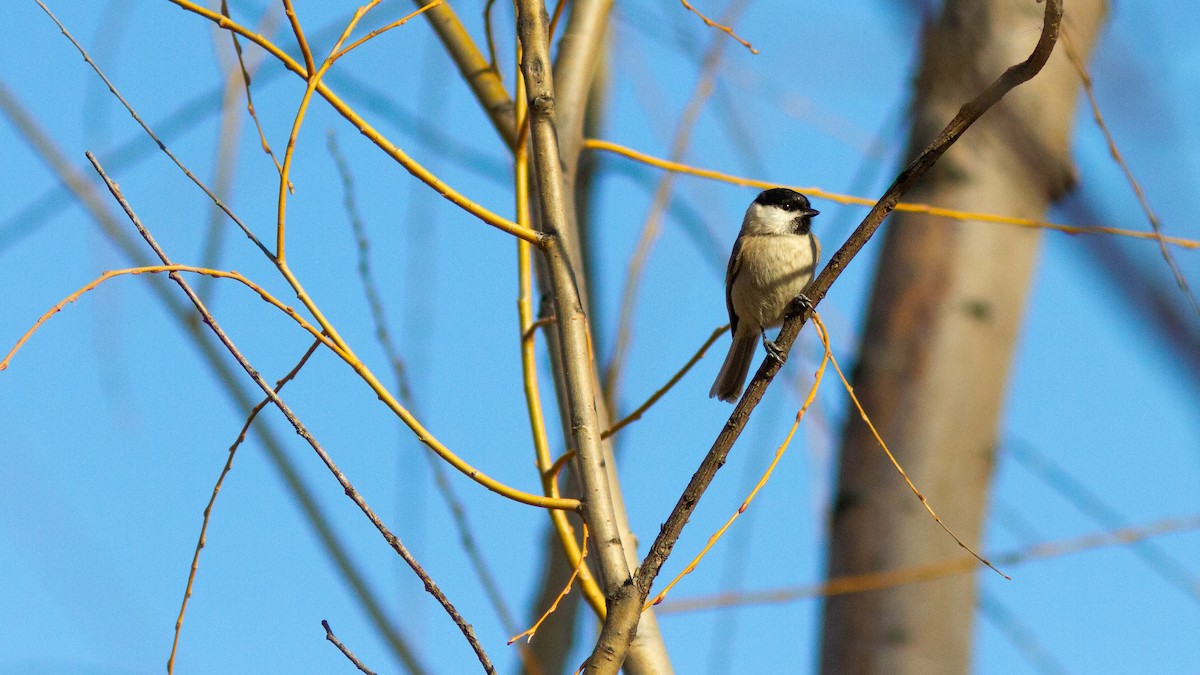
169;339;322;673
322;619;379;675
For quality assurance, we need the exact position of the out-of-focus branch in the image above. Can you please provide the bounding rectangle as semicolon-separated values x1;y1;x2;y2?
552;0;613;171
412;0;516;147
604;0;747;409
658;513;1200;613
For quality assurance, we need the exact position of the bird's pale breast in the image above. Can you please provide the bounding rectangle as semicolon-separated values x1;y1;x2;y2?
731;233;818;331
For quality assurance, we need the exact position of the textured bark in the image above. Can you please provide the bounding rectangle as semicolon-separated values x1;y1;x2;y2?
818;2;1106;673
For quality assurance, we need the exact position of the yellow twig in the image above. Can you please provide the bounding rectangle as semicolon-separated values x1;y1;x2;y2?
602;324;728;440
819;313;1009;580
276;0;382;261
1;266;343;372
679;0;759;54
545;451;576;484
643;312;829;610
657;514;1200;613
282;0;315;78
522;316;557;342
334;0;445;60
585;138;1200;250
169;0;542;244
509;524;590;644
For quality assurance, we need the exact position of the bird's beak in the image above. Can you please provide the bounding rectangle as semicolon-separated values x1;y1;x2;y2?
804;208;820;217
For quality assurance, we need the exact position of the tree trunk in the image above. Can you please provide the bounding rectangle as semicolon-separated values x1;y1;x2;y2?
819;2;1106;673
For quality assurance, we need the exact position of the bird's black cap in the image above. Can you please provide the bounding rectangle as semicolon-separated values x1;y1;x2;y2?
755;188;819;217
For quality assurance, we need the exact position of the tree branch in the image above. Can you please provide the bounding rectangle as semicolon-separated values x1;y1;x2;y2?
635;0;1065;629
515;2;642;672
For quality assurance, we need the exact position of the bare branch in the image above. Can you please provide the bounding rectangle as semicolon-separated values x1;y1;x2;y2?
322;620;379;675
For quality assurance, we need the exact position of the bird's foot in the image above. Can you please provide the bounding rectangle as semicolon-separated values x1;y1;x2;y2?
763;335;786;364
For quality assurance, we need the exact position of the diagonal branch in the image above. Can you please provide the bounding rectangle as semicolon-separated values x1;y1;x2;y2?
634;0;1066;638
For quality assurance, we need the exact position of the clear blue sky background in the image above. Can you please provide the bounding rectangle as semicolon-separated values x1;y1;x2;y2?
1;1;1197;674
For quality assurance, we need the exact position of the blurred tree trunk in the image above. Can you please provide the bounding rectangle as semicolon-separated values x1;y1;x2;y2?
819;1;1105;673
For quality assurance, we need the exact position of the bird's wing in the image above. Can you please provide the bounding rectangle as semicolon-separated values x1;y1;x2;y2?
725;235;743;336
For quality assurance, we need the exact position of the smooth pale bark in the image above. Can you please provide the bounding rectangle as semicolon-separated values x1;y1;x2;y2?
517;3;673;674
819;2;1106;673
522;2;674;673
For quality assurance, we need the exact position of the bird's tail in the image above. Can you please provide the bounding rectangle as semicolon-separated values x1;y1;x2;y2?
709;327;758;402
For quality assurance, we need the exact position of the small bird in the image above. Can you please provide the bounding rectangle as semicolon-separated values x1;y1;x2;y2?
709;188;821;402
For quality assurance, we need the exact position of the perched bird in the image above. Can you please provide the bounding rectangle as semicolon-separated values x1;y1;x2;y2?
710;188;821;402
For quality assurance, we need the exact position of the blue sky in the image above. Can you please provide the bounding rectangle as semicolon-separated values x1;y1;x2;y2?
1;1;1197;673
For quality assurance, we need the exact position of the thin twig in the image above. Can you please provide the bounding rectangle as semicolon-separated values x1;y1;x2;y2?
657;513;1200;613
635;0;1066;626
509;524;591;644
1;264;343;371
678;0;758;55
85;154;496;674
220;0;288;185
334;0;445;60
584;139;1200;250
169;339;322;673
322;620;379;675
282;0;316;77
645;313;831;609
824;322;1006;578
602;325;727;439
482;0;502;75
1062;32;1200;317
36;1;272;259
